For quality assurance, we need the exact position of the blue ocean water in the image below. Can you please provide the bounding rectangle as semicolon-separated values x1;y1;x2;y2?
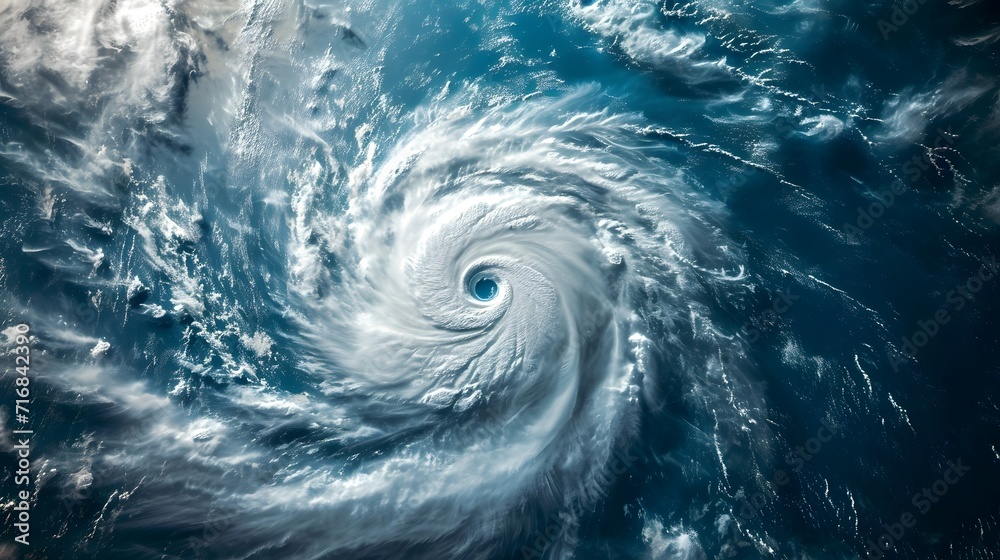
1;1;999;559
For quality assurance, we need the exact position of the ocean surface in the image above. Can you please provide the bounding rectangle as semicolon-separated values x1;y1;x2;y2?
1;0;1000;558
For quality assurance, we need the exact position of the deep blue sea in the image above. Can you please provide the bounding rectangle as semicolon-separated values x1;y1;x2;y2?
1;1;1000;559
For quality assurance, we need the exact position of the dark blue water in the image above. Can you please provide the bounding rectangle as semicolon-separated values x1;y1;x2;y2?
1;1;999;559
474;277;499;301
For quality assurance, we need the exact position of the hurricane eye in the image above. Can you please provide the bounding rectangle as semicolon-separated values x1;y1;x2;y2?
469;273;499;301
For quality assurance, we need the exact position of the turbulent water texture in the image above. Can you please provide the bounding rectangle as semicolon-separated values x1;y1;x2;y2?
1;0;1000;559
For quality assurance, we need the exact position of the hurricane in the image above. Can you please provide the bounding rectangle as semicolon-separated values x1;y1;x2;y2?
2;0;999;559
